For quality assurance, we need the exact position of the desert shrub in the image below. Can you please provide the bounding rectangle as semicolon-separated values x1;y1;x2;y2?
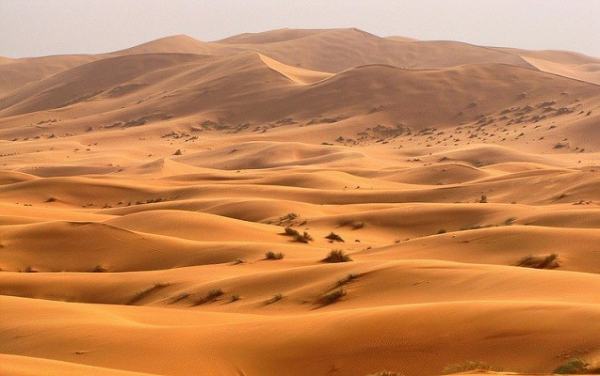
231;258;245;265
322;250;352;263
437;229;447;234
318;289;346;306
516;253;559;269
442;360;500;374
295;231;313;243
230;294;241;302
170;293;190;304
92;265;107;272
45;197;57;202
336;273;359;287
366;372;402;376
340;219;364;229
173;149;183;155
325;232;344;242
265;251;284;260
282;227;313;243
479;194;488;203
352;221;365;229
281;212;298;221
266;293;283;304
128;282;170;305
284;227;299;236
195;288;224;305
553;358;599;374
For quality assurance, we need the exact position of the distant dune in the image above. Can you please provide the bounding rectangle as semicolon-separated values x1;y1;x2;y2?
1;28;599;376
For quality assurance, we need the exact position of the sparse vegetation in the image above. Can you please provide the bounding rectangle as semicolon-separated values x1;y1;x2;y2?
479;194;488;203
351;221;365;229
336;273;359;287
554;358;600;374
322;250;352;263
230;294;241;302
283;226;299;236
317;288;346;306
516;253;559;269
365;372;402;376
266;293;283;304
282;227;313;243
195;288;224;305
128;283;170;305
265;251;284;260
325;232;344;242
92;265;107;272
296;231;313;243
281;212;297;221
442;360;501;374
170;293;190;304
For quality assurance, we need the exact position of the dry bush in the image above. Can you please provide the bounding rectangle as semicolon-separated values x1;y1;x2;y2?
317;288;346;306
282;227;313;243
554;358;600;374
266;293;283;304
92;265;107;272
442;360;500;374
516;253;559;269
325;232;344;242
322;250;352;263
265;251;284;260
128;282;170;305
195;288;224;305
336;273;359;287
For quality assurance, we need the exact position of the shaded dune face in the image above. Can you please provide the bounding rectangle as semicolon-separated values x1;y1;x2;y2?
1;28;600;376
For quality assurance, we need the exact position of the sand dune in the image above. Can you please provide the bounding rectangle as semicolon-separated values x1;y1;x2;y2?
1;28;600;376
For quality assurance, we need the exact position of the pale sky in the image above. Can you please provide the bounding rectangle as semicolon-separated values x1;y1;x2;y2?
1;0;599;58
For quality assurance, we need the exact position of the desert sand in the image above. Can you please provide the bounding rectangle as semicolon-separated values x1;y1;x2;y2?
1;28;599;376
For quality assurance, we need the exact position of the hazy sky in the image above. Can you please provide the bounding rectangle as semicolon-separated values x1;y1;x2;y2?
1;0;599;58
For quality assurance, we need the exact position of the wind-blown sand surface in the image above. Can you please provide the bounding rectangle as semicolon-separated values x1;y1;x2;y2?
1;28;600;376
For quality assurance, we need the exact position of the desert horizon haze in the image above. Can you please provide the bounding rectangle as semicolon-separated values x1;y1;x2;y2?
1;0;600;58
1;4;600;376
